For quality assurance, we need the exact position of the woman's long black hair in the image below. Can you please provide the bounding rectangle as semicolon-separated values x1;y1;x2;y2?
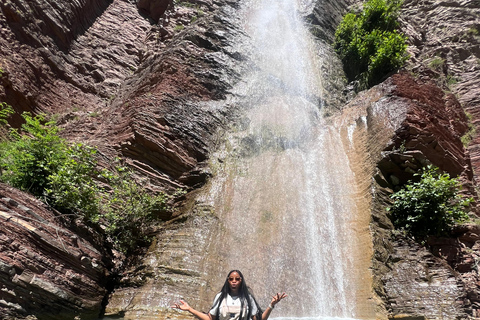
211;270;263;320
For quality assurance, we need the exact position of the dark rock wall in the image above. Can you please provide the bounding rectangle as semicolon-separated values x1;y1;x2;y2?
0;183;111;320
98;2;246;190
0;0;245;318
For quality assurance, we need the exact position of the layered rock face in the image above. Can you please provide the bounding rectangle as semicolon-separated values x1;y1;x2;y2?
0;0;245;318
0;183;111;320
0;0;480;320
337;0;480;318
377;1;480;318
399;0;480;173
339;73;477;319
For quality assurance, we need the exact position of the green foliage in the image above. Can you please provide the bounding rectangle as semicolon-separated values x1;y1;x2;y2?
0;103;13;125
100;167;171;252
45;143;101;219
387;166;472;238
0;113;66;196
0;111;173;254
334;0;408;88
428;56;445;70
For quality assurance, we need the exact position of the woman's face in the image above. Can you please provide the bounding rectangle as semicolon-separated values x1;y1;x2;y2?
228;271;242;295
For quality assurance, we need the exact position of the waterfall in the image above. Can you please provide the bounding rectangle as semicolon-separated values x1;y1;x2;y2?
203;0;376;319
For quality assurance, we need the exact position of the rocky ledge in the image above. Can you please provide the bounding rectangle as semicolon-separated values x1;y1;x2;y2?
0;183;112;320
339;72;479;319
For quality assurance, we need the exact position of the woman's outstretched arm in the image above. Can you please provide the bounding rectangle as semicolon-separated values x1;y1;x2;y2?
171;300;213;320
259;292;288;320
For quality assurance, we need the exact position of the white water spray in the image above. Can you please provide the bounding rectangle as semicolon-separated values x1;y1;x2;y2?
205;0;376;319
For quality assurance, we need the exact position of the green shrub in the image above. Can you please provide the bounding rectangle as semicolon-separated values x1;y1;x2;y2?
334;0;408;88
0;103;13;126
45;143;102;219
0;112;67;196
387;166;472;238
99;166;171;252
0;110;173;254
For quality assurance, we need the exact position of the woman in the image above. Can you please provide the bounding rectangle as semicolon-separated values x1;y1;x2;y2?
172;269;287;320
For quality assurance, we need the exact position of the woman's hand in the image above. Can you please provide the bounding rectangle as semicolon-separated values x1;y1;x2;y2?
171;300;191;312
270;292;287;308
171;300;212;320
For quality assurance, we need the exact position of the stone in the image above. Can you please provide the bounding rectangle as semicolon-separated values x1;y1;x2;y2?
137;0;172;23
337;70;478;318
0;183;111;320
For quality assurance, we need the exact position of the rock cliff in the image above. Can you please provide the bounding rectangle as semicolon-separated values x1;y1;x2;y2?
375;0;480;318
0;183;111;319
0;0;480;319
337;72;477;319
0;0;245;318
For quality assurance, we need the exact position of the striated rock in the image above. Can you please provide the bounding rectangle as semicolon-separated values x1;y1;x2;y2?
376;76;473;192
337;72;477;319
0;0;242;188
306;0;355;43
0;0;247;317
383;233;470;320
90;0;247;192
399;0;480;180
104;204;219;319
0;0;113;121
0;0;479;319
0;183;111;320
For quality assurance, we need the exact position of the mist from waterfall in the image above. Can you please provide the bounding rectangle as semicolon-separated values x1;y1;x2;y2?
205;0;375;319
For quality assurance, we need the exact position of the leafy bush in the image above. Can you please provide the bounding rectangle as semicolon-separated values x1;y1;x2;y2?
0;112;67;196
99;166;172;251
387;166;472;238
0;110;172;254
0;103;13;126
45;143;102;219
334;0;408;88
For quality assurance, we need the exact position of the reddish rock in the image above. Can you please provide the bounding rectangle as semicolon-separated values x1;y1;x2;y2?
340;70;478;318
0;183;111;320
0;0;247;318
0;0;479;319
399;0;480;182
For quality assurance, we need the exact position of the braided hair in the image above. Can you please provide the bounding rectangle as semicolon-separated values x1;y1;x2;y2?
211;270;263;320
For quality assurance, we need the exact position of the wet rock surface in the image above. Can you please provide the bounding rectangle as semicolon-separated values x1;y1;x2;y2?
338;72;478;319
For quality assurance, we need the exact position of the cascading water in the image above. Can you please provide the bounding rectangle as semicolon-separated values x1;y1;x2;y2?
203;0;377;319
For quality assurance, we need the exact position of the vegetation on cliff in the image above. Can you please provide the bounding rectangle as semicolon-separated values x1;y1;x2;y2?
334;0;408;89
0;104;172;254
387;165;472;239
